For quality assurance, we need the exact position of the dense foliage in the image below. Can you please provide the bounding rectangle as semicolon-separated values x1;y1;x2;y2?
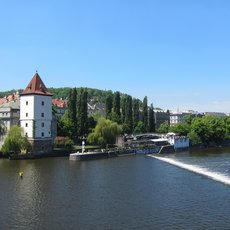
0;89;22;98
1;87;156;146
54;136;74;149
1;126;30;154
148;103;156;132
169;116;230;146
48;87;114;103
143;96;148;132
190;116;226;145
157;121;170;133
2;88;229;148
87;117;122;148
78;88;88;137
58;88;88;142
169;122;190;136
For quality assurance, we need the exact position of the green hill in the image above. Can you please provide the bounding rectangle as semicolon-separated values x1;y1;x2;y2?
0;87;142;105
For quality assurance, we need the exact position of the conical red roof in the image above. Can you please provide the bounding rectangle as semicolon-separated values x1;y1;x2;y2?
20;72;53;96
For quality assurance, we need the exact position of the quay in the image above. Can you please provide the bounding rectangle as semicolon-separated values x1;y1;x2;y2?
69;145;175;161
69;151;117;161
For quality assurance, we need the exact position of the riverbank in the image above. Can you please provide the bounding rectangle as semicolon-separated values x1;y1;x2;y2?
3;144;229;161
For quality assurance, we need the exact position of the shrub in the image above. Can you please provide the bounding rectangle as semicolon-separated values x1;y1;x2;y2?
54;136;74;149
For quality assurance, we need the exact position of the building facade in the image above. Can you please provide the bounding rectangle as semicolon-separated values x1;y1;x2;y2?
52;98;68;117
0;100;20;148
170;112;187;126
20;72;53;154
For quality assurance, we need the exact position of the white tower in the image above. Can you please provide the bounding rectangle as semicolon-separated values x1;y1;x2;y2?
20;72;53;154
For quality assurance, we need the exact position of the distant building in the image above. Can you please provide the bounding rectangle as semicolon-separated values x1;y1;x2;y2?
20;72;54;154
170;110;199;126
52;98;68;117
0;99;20;148
52;99;106;118
205;112;227;117
170;112;187;126
0;92;20;105
87;102;106;117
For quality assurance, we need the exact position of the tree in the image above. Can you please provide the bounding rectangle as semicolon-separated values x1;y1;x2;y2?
224;116;230;138
107;112;121;124
191;116;226;145
121;95;127;123
142;96;148;132
62;88;78;141
1;126;30;154
157;121;170;133
184;114;194;125
54;136;74;149
71;88;78;138
188;130;202;146
60;112;75;139
169;122;190;136
113;91;121;120
133;98;140;128
148;103;155;132
124;95;133;134
78;88;88;137
87;116;97;134
87;117;122;148
105;91;113;118
133;121;145;134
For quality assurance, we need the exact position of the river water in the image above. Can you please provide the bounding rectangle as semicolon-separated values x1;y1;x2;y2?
1;149;230;229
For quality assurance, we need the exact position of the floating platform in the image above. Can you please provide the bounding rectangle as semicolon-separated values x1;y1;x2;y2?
69;151;117;161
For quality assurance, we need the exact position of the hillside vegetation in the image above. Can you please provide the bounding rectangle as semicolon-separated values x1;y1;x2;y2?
0;87;141;105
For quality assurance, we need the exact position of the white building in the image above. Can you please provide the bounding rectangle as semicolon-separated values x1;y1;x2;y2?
20;72;53;154
170;110;199;126
166;133;189;150
170;112;186;126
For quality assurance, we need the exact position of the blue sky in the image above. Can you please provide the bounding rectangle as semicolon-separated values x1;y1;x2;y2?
1;0;230;112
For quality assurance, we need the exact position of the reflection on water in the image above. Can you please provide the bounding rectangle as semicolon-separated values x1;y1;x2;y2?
0;153;230;229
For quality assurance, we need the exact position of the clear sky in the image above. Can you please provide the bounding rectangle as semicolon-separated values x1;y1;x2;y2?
1;0;230;113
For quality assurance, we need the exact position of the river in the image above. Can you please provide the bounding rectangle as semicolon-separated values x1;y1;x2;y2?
1;148;230;229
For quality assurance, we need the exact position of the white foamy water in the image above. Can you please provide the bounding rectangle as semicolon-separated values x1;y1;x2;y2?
150;155;230;186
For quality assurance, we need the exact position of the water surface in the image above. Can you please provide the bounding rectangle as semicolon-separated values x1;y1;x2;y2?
0;152;230;229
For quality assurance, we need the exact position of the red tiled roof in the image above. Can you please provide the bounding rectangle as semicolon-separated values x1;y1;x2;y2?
7;95;14;101
20;72;53;96
0;98;7;104
52;99;67;108
0;93;20;104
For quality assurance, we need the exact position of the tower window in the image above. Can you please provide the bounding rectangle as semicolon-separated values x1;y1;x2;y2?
41;101;45;106
26;113;28;117
41;122;44;127
25;123;28;127
41;113;44;117
26;101;28;105
41;132;44;137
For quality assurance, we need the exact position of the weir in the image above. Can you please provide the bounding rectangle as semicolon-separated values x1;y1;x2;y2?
149;155;230;186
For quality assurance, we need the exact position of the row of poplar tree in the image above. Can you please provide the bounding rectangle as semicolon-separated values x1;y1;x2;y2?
57;88;156;143
57;88;89;142
105;91;155;134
